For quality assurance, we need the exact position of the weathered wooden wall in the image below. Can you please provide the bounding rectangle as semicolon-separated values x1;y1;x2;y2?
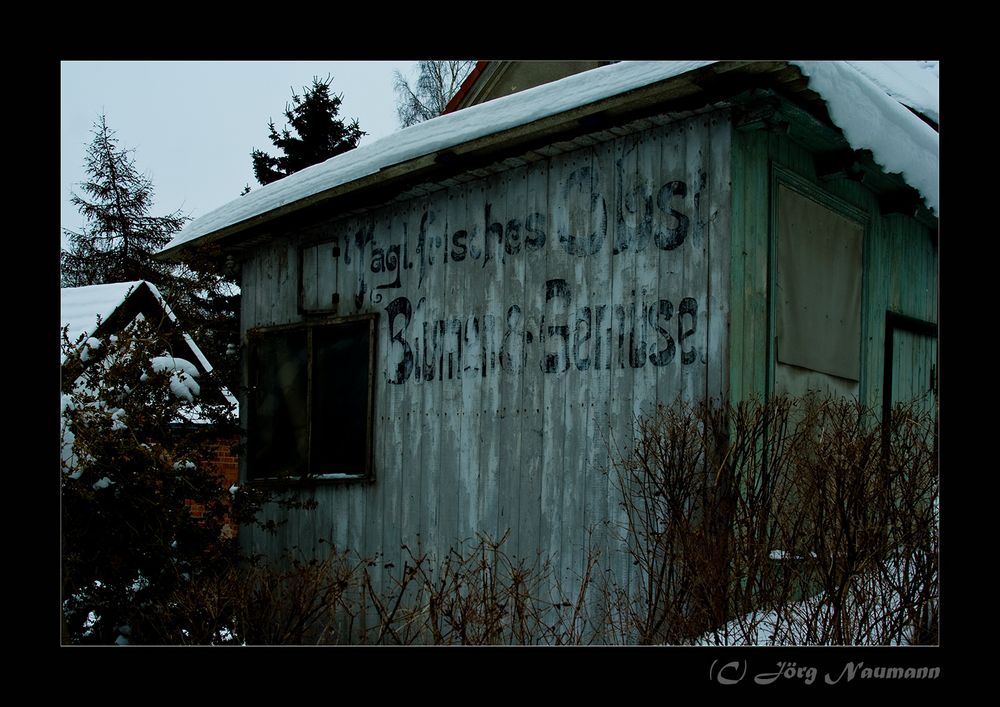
235;97;937;641
239;111;733;618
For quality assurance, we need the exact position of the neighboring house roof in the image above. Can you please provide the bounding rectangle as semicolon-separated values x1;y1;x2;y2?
161;60;938;259
442;60;610;114
61;280;149;347
60;280;238;410
442;60;489;114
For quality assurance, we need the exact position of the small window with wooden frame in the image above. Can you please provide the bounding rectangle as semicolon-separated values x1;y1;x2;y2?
246;313;377;482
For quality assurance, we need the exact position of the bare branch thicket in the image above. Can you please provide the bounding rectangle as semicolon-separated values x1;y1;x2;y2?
610;395;938;645
150;544;363;645
352;530;599;645
154;531;597;645
127;395;935;645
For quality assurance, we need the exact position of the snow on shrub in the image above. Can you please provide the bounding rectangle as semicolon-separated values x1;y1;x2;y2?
142;356;201;403
79;337;102;362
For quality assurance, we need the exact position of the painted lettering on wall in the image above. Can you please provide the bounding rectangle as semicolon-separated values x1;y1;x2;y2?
316;172;695;308
297;164;710;386
384;282;699;385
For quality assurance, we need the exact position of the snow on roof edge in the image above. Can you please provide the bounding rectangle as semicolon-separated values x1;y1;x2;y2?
164;60;938;254
104;282;240;409
162;60;716;253
141;281;213;375
845;60;939;125
790;61;939;216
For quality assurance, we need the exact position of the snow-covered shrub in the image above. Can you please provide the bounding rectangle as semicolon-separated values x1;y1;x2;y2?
60;317;260;645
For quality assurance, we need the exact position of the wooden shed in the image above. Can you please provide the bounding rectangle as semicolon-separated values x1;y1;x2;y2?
161;60;938;620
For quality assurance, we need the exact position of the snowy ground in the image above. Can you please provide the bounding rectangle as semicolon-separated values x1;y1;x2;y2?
694;552;937;646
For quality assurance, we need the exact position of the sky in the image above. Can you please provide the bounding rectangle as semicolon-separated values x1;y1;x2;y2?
60;61;420;249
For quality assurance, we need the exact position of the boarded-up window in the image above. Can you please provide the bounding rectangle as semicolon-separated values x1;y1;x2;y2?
248;315;377;480
776;184;863;381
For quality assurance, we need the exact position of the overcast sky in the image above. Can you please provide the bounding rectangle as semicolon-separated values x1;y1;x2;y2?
60;61;420;249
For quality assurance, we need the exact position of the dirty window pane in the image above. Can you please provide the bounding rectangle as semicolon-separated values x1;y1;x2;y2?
248;328;308;479
311;320;371;476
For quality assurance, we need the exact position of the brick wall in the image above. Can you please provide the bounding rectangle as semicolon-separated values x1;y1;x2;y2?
204;434;240;489
187;432;240;522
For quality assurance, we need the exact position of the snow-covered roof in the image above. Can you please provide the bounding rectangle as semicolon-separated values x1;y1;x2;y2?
61;280;145;346
61;280;212;369
793;61;939;216
162;60;938;256
61;281;204;361
845;60;938;125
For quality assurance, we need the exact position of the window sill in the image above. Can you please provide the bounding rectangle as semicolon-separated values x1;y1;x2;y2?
246;472;373;488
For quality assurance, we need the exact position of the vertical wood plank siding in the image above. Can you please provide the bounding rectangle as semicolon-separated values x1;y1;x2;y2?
241;113;734;605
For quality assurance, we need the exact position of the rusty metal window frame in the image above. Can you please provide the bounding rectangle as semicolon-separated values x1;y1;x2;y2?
246;312;378;484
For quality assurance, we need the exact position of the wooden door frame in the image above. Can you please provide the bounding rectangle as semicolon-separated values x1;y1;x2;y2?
881;310;938;425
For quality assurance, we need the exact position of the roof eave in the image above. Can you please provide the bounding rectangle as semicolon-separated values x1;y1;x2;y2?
163;61;779;257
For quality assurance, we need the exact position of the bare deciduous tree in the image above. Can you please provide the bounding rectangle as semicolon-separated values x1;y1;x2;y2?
393;60;476;128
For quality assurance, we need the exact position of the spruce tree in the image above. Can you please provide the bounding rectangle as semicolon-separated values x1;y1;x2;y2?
61;114;242;394
61;113;187;288
251;76;365;186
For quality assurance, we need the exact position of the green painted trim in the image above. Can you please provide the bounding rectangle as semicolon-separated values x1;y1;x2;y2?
728;127;771;407
771;165;870;224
